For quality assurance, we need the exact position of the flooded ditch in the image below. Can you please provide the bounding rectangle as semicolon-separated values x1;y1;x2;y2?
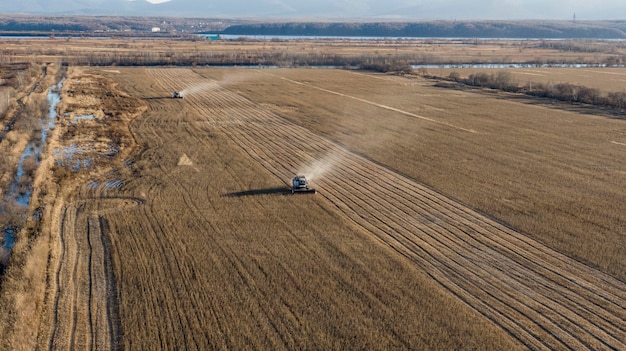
1;78;64;273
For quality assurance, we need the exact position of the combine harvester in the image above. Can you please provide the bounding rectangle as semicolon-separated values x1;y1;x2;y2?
172;91;183;99
292;175;316;194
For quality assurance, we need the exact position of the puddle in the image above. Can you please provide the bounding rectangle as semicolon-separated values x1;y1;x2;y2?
53;141;117;172
0;227;16;274
10;145;36;206
41;79;64;145
54;145;94;171
72;114;95;124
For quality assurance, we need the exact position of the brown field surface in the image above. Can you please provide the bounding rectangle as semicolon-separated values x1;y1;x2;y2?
1;37;625;350
7;66;618;350
209;68;626;278
29;67;526;350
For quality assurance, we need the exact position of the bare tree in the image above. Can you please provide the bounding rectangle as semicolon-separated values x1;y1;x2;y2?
494;70;514;90
448;71;461;81
608;91;626;109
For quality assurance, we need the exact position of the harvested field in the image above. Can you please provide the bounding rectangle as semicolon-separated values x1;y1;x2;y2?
30;67;524;350
1;64;624;350
211;70;626;280
140;67;624;350
215;68;626;280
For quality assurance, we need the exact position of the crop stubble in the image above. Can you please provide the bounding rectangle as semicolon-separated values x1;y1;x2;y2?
217;68;626;281
35;66;625;350
143;68;625;350
85;67;523;350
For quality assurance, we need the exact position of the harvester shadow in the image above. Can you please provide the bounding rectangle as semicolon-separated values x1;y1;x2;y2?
224;187;291;197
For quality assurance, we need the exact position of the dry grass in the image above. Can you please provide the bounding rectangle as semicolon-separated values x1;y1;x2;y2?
2;37;625;67
0;64;62;351
1;229;51;351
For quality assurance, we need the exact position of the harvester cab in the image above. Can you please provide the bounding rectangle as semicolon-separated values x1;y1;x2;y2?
292;175;316;194
172;91;183;99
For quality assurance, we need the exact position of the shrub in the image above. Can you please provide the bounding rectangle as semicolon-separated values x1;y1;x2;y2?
608;91;626;109
493;71;515;90
467;72;490;87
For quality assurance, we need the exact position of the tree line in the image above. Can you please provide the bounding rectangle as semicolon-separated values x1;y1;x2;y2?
221;21;626;39
444;70;626;112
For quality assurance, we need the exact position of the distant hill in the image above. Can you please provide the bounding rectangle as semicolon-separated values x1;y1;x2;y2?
220;21;626;39
1;15;626;40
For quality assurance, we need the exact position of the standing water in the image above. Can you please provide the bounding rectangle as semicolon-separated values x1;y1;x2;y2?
1;78;64;272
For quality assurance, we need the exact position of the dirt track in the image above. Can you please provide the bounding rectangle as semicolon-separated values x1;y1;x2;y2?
45;193;142;350
146;68;625;350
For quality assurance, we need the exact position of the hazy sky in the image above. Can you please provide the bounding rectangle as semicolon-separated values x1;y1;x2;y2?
140;0;626;19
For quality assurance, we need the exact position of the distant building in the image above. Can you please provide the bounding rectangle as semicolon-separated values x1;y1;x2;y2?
151;27;161;33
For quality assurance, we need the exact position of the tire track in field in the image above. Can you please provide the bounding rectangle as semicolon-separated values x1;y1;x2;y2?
611;140;626;147
148;68;626;351
47;193;142;351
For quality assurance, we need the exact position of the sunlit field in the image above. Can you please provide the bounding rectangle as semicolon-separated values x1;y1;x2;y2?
0;38;624;350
